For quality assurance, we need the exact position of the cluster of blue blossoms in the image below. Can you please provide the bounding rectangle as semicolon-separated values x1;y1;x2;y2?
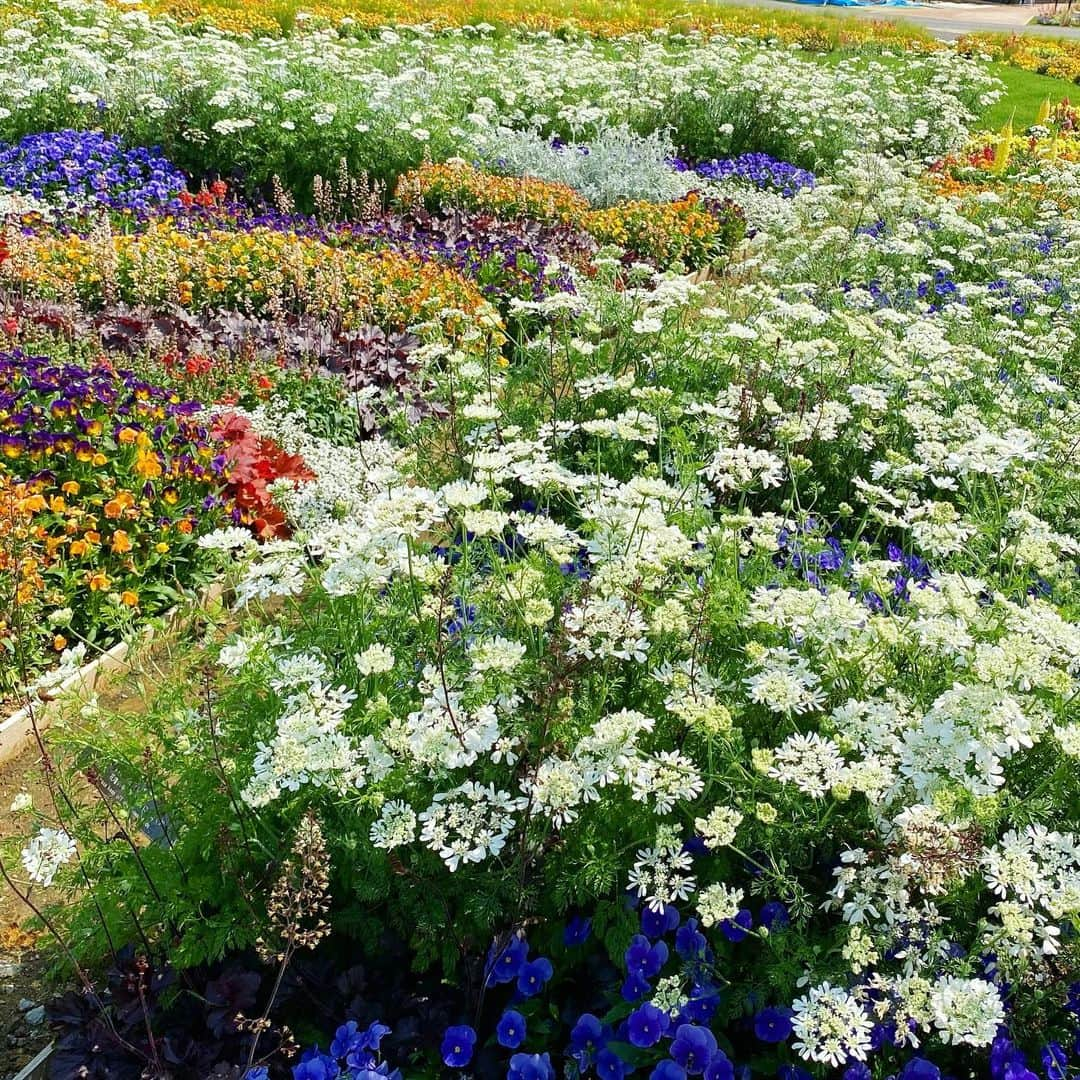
0;128;186;213
669;154;815;199
240;891;1080;1080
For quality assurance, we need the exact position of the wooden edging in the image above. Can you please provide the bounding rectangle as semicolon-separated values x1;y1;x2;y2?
10;1041;53;1080
0;581;225;767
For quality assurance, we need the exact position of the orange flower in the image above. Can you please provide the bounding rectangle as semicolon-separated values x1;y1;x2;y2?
117;427;138;444
177;519;193;535
53;635;67;651
69;539;88;557
110;530;132;554
88;572;110;591
104;491;135;519
120;590;139;608
135;451;163;479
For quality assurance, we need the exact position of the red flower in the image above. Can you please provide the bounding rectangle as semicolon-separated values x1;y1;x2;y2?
211;412;315;540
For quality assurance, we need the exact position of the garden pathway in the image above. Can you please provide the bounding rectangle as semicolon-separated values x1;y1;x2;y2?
714;0;1080;39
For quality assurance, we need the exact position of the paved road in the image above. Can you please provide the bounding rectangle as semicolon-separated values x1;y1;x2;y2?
712;0;1080;39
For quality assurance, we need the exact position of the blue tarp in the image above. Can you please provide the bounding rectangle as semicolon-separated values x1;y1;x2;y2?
788;0;923;7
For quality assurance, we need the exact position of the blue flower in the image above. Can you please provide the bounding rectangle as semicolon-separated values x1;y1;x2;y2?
641;903;680;939
497;1010;527;1050
597;1048;630;1080
899;1059;941;1080
843;1066;871;1080
330;1021;362;1059
516;956;553;997
628;1003;671;1048
487;934;529;985
621;971;653;1002
569;1013;608;1066
1042;1043;1067;1080
508;1053;555;1080
331;1020;391;1061
564;916;592;946
440;1025;477;1068
719;909;753;943
675;919;707;960
625;935;668;979
293;1048;340;1080
758;901;789;930
245;1070;270;1080
670;1025;718;1075
680;982;720;1025
352;1067;401;1080
704;1051;733;1080
651;1063;688;1080
753;1007;793;1044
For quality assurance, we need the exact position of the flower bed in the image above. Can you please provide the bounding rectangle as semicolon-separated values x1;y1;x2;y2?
0;8;1079;1080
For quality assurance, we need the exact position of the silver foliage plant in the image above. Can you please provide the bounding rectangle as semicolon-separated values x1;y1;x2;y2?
472;124;694;208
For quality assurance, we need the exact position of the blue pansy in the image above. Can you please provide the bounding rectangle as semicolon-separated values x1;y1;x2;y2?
641;903;681;939
569;1013;609;1067
704;1051;734;1080
719;909;753;942
244;1070;269;1080
651;1063;688;1080
680;982;720;1025
676;919;707;960
440;1025;477;1068
598;1048;630;1080
670;1025;718;1075
487;935;529;985
753;1007;793;1043
625;935;668;978
758;901;789;930
991;1035;1027;1080
899;1059;941;1080
508;1053;555;1080
1042;1043;1067;1080
564;916;592;946
843;1065;871;1080
628;1003;671;1048
330;1021;362;1059
517;956;554;997
293;1048;340;1080
622;971;653;1002
776;1068;812;1080
497;1010;527;1050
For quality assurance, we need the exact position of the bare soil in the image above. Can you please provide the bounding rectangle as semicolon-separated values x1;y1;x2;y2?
0;744;60;1079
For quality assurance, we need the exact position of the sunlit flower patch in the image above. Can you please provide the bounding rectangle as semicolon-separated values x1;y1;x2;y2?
0;349;233;672
400;162;747;271
0;128;187;217
1;222;500;342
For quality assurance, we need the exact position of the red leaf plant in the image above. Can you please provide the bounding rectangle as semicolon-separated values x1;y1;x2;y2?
211;412;314;540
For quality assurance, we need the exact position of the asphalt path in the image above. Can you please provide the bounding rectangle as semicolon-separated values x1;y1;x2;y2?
710;0;1080;39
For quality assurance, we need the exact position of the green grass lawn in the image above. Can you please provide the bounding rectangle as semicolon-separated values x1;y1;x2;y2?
979;60;1078;127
